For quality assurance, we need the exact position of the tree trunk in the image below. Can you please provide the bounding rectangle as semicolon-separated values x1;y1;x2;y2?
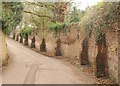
19;33;23;43
53;2;67;22
20;35;23;43
24;34;28;46
16;34;19;41
96;34;109;78
80;37;89;65
55;38;62;56
13;33;15;40
40;38;46;52
31;36;36;48
2;31;7;65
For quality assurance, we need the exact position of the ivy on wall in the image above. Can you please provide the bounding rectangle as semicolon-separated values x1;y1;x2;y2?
79;2;118;42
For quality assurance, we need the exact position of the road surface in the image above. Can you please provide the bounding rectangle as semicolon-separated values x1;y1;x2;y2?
2;39;96;84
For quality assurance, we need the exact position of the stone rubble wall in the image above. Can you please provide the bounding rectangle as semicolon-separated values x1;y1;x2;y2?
19;25;118;84
0;30;2;66
106;31;118;83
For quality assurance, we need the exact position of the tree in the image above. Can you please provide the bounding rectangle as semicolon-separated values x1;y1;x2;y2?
2;2;23;65
16;34;19;41
2;2;23;34
31;36;36;48
80;37;89;65
19;33;23;43
50;2;68;56
23;2;53;51
40;38;46;52
24;2;69;55
70;6;80;23
20;25;32;45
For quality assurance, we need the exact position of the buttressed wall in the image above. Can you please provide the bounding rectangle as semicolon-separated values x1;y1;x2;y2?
26;24;118;84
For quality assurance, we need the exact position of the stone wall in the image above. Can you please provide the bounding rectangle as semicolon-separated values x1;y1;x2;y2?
45;27;118;83
118;3;120;85
88;30;118;83
60;26;86;65
88;33;98;75
27;32;57;56
20;24;118;84
0;30;2;66
106;31;118;83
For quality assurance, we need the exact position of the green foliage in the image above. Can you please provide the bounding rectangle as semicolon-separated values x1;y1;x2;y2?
94;2;106;9
27;2;54;36
70;6;81;23
25;2;69;37
20;26;33;38
80;2;118;42
48;22;70;34
85;21;93;37
2;2;23;34
0;21;1;28
70;17;80;23
0;3;2;20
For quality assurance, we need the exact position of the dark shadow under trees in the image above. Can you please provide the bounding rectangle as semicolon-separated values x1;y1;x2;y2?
24;33;28;45
31;36;36;48
96;33;109;78
40;38;46;52
16;34;19;41
80;37;89;65
55;38;62;56
20;34;23;43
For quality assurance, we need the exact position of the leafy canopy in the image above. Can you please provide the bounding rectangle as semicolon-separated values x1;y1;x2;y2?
2;2;23;34
70;6;80;23
20;25;33;38
48;22;70;32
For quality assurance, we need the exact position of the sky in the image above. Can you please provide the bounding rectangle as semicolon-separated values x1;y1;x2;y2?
73;0;102;10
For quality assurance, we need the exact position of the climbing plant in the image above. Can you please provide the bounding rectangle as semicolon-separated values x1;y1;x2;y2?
79;2;118;77
79;2;118;68
79;2;118;41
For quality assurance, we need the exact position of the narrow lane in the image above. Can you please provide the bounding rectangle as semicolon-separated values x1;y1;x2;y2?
2;39;96;84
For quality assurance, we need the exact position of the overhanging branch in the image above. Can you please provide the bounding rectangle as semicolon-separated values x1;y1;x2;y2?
24;10;52;19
